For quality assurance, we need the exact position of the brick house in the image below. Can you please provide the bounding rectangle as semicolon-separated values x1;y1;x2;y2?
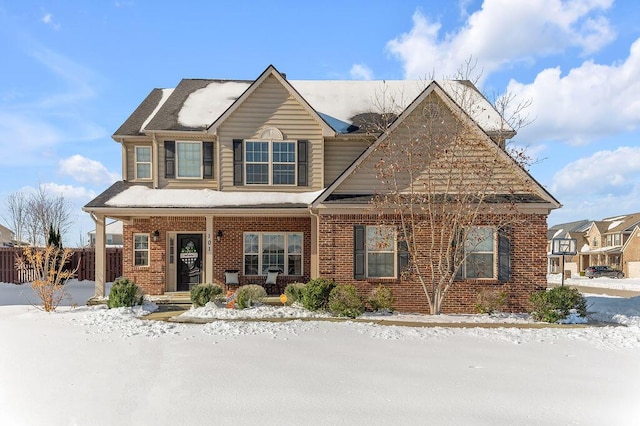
84;65;560;314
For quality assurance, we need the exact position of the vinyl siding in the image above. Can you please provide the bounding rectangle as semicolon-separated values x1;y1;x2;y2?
323;138;371;186
157;136;217;189
217;75;324;191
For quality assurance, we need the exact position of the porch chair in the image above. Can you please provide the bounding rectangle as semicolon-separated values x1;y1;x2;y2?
264;268;280;295
224;269;240;291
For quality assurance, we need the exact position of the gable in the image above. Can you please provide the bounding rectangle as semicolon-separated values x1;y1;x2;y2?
323;86;556;206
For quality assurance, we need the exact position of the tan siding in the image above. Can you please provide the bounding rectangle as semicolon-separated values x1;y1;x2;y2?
334;92;534;195
156;137;217;189
217;75;324;191
123;141;153;182
324;139;371;185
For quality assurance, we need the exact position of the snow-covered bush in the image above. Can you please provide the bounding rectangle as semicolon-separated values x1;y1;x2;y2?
529;286;587;323
190;283;223;307
328;285;365;318
108;277;144;308
235;285;267;309
368;284;395;313
301;278;336;311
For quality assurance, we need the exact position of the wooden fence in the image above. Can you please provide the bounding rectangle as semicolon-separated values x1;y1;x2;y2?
0;247;122;284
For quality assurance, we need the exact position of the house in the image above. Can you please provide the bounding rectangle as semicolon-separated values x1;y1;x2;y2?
578;213;640;277
0;224;15;247
84;65;560;314
88;220;123;247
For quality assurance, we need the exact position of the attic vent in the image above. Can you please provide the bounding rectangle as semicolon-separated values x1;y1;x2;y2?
423;101;440;119
258;127;284;140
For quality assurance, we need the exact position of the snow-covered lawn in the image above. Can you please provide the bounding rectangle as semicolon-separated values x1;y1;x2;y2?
1;278;639;425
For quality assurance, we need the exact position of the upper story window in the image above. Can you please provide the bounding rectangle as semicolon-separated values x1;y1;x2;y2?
606;233;621;246
164;141;214;180
135;146;151;179
233;128;308;187
245;140;296;185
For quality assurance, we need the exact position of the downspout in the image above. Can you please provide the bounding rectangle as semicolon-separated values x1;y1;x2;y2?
308;206;321;279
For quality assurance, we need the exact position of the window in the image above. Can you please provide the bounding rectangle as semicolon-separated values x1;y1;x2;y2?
244;140;296;185
234;139;307;186
164;141;213;179
463;227;495;279
135;146;151;179
177;141;201;178
243;232;303;276
134;234;149;266
366;226;396;278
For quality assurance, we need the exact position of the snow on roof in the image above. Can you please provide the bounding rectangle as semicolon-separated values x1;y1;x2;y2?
607;220;624;231
141;88;174;131
552;228;565;238
178;82;250;128
173;79;510;134
105;186;325;208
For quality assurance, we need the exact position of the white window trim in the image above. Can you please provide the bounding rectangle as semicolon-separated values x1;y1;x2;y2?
135;146;152;180
176;141;203;179
463;226;497;279
133;233;150;267
366;225;397;279
243;232;303;276
244;140;297;186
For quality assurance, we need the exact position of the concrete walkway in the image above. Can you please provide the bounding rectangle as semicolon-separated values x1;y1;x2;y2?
547;282;640;298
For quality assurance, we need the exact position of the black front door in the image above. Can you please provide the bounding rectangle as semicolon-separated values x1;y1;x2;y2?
177;234;202;291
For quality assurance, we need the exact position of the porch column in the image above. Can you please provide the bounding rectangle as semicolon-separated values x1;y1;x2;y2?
92;214;106;298
205;215;213;283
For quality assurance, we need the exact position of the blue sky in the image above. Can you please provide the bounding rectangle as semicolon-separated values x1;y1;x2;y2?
1;0;640;245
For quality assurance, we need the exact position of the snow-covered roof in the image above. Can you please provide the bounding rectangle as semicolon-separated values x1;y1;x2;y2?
104;186;325;208
116;70;512;137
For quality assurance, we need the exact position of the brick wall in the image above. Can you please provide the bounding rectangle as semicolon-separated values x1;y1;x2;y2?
318;212;548;314
123;216;311;295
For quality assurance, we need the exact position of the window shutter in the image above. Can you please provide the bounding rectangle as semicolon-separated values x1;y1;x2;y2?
398;239;409;278
354;225;366;279
297;140;308;186
498;227;511;282
233;139;243;186
453;228;464;281
164;141;175;178
203;142;213;179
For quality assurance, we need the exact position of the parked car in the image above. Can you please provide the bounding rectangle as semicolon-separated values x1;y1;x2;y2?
584;265;624;279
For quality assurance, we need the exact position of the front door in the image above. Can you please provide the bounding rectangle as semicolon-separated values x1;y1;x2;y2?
177;234;203;291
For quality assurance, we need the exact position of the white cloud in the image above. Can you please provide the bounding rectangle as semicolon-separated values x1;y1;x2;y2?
551;146;640;196
507;38;640;144
59;155;119;185
350;64;374;80
41;13;60;30
386;0;615;80
40;182;96;200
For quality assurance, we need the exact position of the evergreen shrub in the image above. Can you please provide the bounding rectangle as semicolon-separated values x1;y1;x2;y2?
328;285;365;318
107;277;144;308
368;285;395;313
235;285;267;309
190;283;223;307
529;286;587;323
284;282;306;305
301;278;336;311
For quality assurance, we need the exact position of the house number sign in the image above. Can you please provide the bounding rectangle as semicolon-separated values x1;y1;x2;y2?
207;233;212;253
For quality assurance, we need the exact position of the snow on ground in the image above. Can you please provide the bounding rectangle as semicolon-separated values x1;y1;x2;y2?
1;278;640;425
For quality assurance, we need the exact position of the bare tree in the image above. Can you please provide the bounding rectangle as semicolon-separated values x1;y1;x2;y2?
26;185;74;246
367;72;537;314
3;191;28;245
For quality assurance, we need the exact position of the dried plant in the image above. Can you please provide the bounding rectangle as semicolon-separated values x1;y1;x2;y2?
17;245;77;312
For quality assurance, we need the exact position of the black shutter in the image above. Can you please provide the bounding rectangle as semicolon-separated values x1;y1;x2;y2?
165;141;175;178
297;140;308;186
203;142;213;179
233;139;243;186
354;225;366;279
453;228;464;281
398;239;409;278
498;227;511;282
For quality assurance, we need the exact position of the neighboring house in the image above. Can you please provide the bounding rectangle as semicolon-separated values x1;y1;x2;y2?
578;213;640;277
88;220;123;247
84;65;560;314
547;220;590;275
0;224;15;247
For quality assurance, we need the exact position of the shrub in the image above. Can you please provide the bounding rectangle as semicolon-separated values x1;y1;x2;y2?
529;286;587;323
368;285;395;313
284;282;306;305
107;277;144;308
474;289;508;314
301;278;336;311
328;285;365;318
235;284;267;309
190;283;223;307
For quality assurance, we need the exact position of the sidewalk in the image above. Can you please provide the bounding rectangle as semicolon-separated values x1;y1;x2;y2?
548;282;640;298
